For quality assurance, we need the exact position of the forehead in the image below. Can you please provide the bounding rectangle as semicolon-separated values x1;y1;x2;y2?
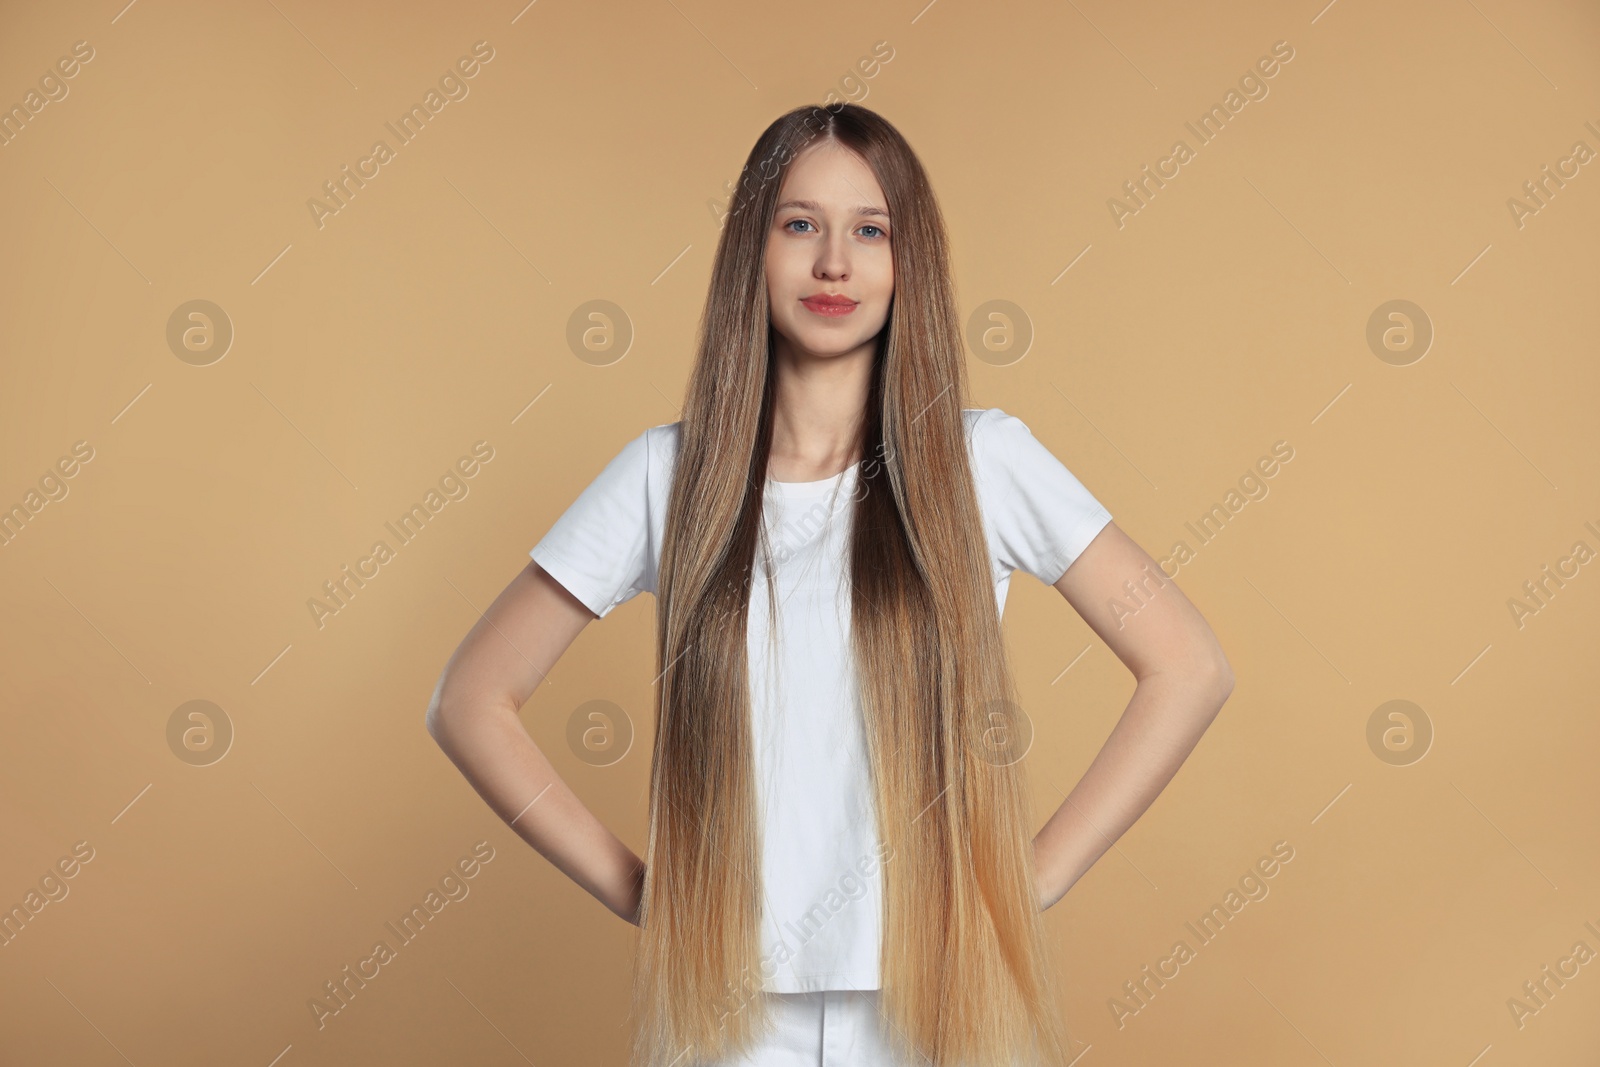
776;142;888;213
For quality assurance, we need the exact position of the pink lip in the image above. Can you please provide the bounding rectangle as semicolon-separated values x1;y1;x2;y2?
802;296;858;317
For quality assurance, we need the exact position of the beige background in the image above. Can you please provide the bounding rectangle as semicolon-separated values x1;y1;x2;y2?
2;0;1598;1063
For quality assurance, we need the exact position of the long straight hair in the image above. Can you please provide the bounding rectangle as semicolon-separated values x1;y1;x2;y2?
630;103;1075;1067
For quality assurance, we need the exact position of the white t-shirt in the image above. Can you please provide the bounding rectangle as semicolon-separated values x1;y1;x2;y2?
528;406;1113;993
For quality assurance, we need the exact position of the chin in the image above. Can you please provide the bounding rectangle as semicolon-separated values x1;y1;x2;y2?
800;331;869;356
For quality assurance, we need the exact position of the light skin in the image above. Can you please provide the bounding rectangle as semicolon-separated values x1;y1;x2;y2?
424;139;1232;929
761;139;893;481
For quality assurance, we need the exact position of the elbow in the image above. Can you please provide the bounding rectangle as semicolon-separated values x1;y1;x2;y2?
1205;655;1235;708
1192;626;1235;707
424;695;448;742
424;674;460;742
1132;657;1233;713
426;680;517;742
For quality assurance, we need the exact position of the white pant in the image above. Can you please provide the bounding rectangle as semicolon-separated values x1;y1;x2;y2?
698;990;922;1067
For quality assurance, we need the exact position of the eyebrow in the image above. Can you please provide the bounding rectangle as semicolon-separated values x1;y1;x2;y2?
775;198;890;220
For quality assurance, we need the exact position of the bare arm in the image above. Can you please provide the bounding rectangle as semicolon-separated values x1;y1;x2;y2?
1032;521;1234;910
425;560;646;925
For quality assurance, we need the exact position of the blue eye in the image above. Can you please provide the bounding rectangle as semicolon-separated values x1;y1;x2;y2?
783;219;888;239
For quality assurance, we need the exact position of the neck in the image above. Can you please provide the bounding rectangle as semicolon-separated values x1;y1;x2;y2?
766;335;875;482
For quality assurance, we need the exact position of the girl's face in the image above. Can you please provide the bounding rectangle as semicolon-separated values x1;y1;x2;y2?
764;141;894;362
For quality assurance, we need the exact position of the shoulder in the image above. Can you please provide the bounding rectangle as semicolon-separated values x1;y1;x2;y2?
607;420;679;464
962;405;1103;514
962;405;1023;436
963;406;1031;463
565;422;675;503
644;420;683;471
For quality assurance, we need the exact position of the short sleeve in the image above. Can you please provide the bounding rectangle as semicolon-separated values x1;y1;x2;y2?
528;428;653;619
972;408;1113;585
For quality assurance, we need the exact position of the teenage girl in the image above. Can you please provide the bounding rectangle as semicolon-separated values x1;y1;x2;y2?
426;103;1233;1067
